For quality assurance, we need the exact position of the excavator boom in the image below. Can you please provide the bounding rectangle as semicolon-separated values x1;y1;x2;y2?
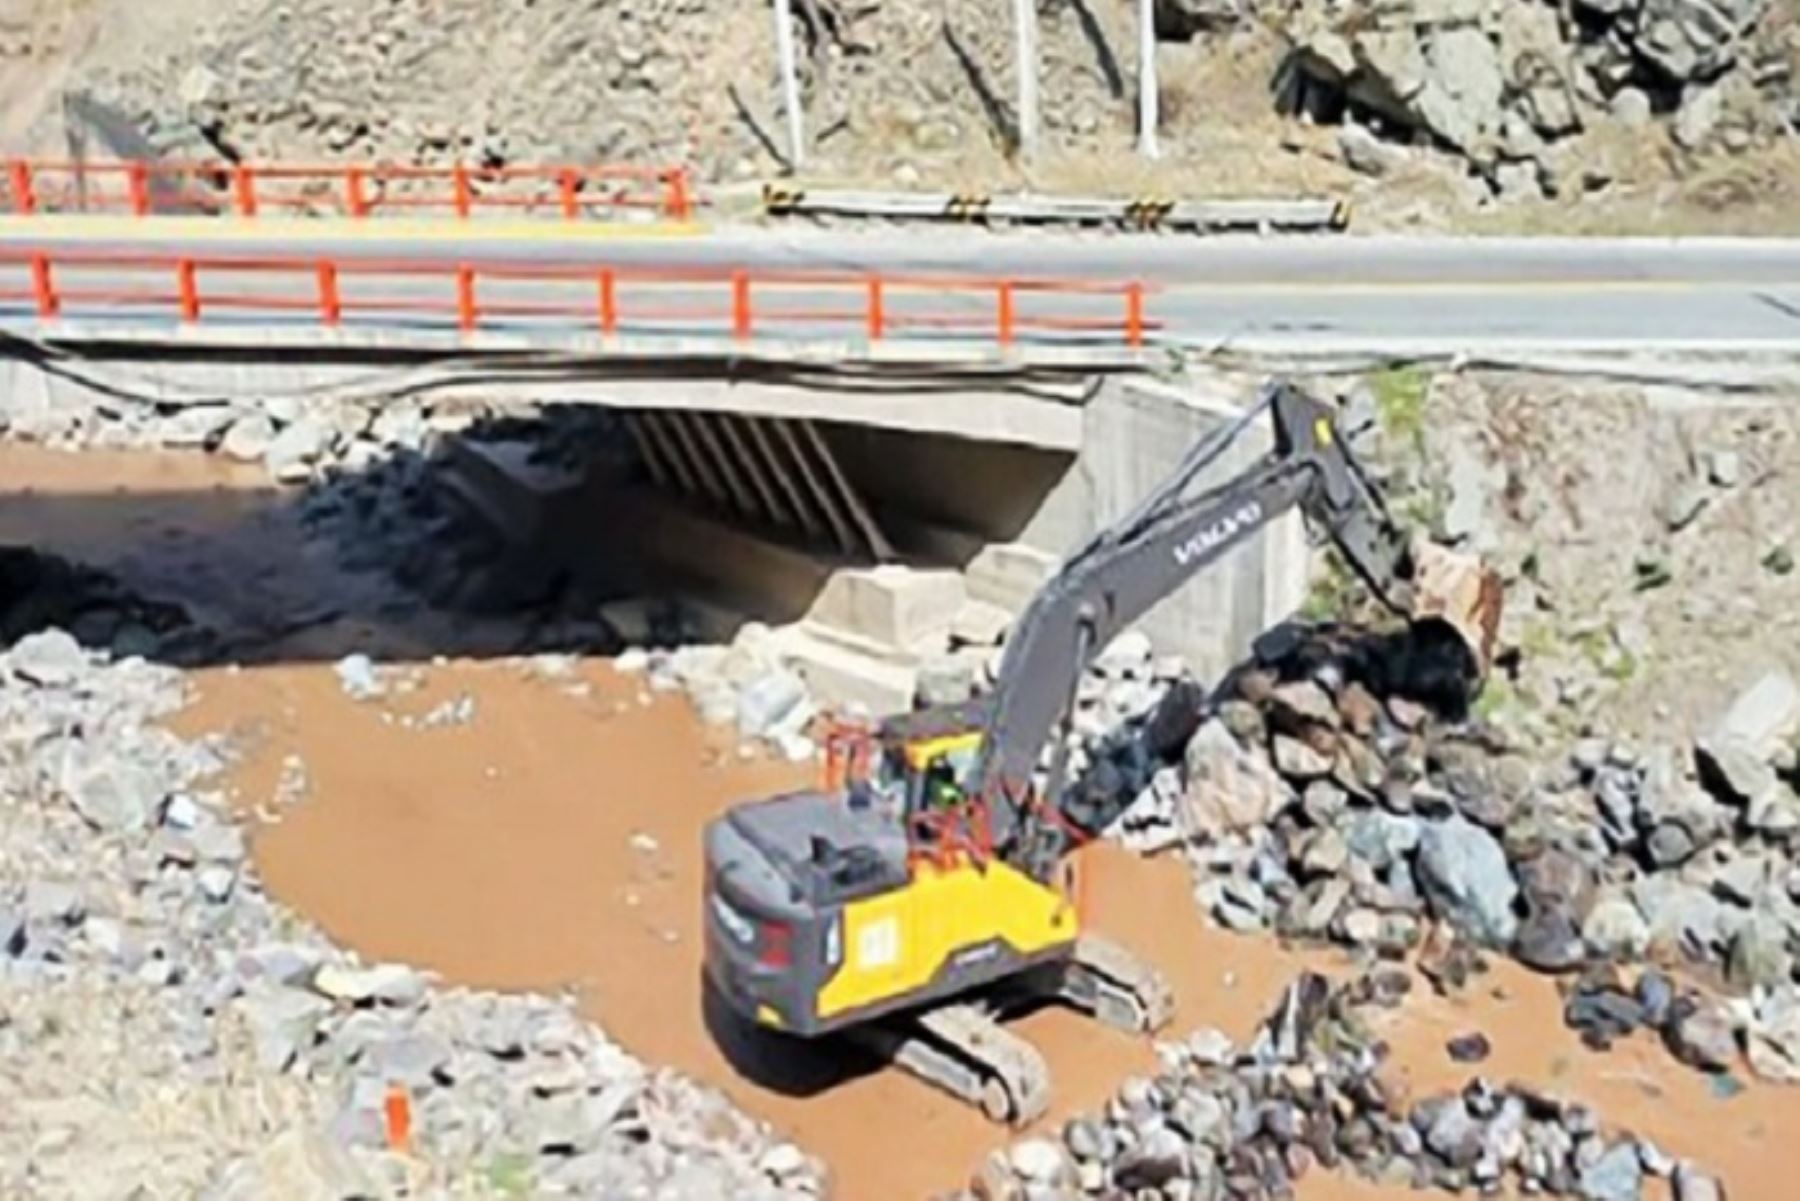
971;380;1499;877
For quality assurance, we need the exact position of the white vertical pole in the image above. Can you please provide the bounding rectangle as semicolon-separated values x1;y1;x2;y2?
1138;0;1160;159
1013;0;1039;159
774;0;806;169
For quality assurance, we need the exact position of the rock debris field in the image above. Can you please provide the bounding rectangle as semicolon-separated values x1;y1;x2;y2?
1;363;1799;1200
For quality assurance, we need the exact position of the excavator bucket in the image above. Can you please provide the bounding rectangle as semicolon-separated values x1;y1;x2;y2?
1406;540;1505;686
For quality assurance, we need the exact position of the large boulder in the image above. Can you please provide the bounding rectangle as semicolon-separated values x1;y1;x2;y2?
1416;815;1521;946
1183;720;1295;839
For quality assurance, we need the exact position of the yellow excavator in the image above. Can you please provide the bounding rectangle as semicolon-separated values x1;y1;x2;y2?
701;379;1500;1123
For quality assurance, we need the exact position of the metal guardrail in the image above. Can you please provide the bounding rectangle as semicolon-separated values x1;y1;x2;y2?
0;245;1155;352
760;186;1350;233
2;158;697;222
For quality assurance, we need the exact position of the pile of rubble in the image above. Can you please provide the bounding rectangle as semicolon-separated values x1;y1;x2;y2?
1101;608;1800;1081
968;968;1725;1201
0;628;822;1198
1281;0;1800;196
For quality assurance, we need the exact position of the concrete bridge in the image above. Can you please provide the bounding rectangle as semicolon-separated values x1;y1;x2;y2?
8;179;1797;693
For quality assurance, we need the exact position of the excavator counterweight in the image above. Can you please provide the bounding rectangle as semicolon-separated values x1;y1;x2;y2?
702;378;1501;1123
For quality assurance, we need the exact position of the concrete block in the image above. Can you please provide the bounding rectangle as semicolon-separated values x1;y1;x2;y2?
806;565;965;655
951;598;1014;647
964;542;1058;614
770;624;919;717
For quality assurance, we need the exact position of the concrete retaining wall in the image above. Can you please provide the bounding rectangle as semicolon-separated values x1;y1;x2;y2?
821;374;1311;684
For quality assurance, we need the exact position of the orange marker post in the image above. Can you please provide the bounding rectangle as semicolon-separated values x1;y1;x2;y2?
383;1085;412;1152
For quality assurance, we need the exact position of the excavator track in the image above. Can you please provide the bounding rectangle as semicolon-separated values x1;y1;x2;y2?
1056;934;1176;1034
848;1002;1052;1127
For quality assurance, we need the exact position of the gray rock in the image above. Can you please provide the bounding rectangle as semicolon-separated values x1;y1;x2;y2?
736;668;809;740
264;416;332;482
192;823;247;864
1707;448;1742;488
1113;1123;1189;1190
1636;876;1730;959
1186;1027;1234;1068
1417;816;1520;946
370;1032;453;1088
24;880;84;924
1584;894;1651;960
1339;906;1384;946
1708;850;1771;906
1183;720;1294;837
1611;87;1654;126
1747;787;1800;835
198;865;237;902
67;757;162;834
1708;670;1800;758
333;653;385;701
241;979;332;1071
1271;734;1334;779
1663;478;1710;531
1578;1140;1643;1201
199;1129;373;1201
1096;629;1153;678
1346;809;1423;870
219;413;276;462
1338;125;1405;177
1442;443;1493;544
1270;680;1339;730
1008;1138;1068;1183
1696;735;1779;807
1211;876;1270;931
1646;820;1702;869
1672;1162;1725;1201
1063;1117;1107;1161
7;628;88;686
1663;998;1739;1072
1727;914;1793;991
1286;876;1351;938
1636;0;1766;81
529;1091;615;1154
162;793;204;830
241;943;323;988
1299;827;1350;877
312;962;429;1006
1518;847;1598;921
1425;1099;1483;1168
0;909;23;957
1515;908;1587;973
545;1151;648;1194
759;1142;810;1179
1746;986;1800;1082
1415;27;1507;157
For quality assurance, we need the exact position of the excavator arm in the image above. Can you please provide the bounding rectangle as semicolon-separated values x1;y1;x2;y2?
968;380;1496;878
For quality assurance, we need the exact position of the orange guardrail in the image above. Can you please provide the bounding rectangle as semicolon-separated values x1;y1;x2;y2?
0;246;1155;350
1;158;695;222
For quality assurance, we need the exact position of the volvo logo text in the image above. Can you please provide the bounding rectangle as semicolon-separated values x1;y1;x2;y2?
1173;502;1263;567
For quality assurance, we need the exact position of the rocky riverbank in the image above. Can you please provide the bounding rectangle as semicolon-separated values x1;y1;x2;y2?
2;0;1793;230
0;625;822;1198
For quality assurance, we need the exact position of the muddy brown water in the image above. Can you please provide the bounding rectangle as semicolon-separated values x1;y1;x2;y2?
4;443;1795;1199
174;662;1797;1201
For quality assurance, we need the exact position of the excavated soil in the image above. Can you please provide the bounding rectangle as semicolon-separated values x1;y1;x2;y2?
4;441;1796;1200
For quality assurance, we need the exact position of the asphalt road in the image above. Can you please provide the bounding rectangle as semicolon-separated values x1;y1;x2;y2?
4;217;1800;354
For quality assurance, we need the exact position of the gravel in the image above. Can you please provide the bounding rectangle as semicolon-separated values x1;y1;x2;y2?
0;630;823;1199
969;968;1722;1201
